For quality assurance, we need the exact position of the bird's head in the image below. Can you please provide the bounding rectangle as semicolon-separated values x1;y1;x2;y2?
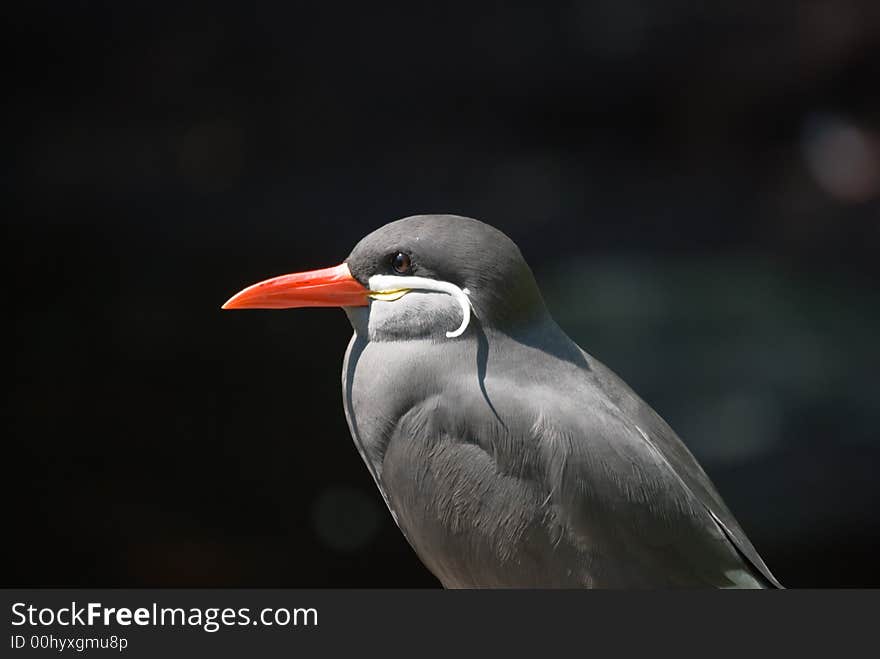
222;215;548;341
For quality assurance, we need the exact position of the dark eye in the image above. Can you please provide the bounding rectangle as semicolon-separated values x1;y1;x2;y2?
391;252;412;274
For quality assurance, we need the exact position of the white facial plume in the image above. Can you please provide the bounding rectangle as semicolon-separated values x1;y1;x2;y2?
368;275;473;338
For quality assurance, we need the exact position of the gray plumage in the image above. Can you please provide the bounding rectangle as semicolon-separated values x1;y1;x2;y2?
340;215;782;588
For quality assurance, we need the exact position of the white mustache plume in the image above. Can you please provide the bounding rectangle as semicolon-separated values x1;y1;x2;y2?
368;275;473;338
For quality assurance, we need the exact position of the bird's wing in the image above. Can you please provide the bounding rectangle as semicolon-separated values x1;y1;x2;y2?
388;365;779;587
538;350;784;588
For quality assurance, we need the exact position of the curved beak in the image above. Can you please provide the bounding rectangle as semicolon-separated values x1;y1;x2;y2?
221;263;369;310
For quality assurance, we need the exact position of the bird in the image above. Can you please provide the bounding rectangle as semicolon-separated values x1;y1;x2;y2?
222;214;782;589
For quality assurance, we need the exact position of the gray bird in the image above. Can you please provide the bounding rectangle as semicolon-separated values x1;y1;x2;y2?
223;215;782;589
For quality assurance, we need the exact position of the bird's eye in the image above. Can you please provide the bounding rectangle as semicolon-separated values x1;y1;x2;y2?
391;252;412;274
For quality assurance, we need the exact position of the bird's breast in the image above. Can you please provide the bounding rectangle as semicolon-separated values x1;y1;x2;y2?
340;332;588;587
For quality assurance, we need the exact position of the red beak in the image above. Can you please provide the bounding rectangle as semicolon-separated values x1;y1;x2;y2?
221;263;369;310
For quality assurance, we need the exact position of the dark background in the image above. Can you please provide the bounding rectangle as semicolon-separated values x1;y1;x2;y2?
5;1;879;587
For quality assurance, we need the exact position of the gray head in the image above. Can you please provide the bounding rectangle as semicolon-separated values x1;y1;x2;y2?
344;215;547;341
222;214;549;342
